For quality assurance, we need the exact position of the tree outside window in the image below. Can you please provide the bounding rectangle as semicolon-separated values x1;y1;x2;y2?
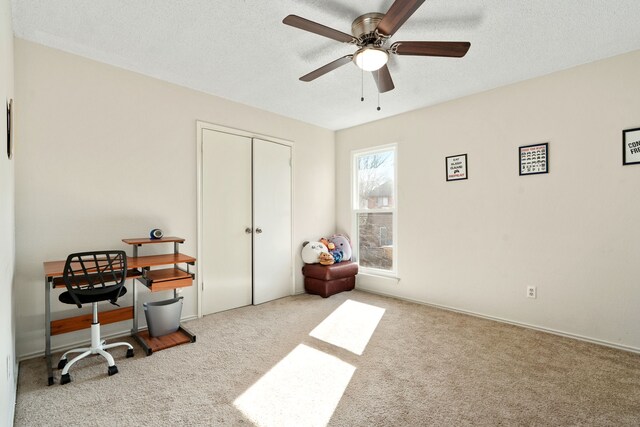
353;146;396;272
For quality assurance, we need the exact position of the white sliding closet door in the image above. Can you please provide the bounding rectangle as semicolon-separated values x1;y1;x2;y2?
201;130;253;314
253;139;292;305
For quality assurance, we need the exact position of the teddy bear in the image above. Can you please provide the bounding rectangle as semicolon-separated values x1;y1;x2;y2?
301;241;329;264
319;252;335;265
329;234;352;262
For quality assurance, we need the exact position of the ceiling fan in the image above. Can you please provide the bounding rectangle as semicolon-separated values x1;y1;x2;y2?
283;0;470;94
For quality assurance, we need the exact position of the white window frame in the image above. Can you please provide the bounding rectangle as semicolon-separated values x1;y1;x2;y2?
351;143;398;277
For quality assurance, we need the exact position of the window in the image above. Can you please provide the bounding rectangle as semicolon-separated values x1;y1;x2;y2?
352;145;396;274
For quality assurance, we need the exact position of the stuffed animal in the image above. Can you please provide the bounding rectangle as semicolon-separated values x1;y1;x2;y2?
319;238;335;251
319;252;335;265
331;250;343;263
329;234;352;261
301;241;329;264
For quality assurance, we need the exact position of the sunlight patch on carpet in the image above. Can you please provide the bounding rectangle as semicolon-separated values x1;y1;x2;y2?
309;299;385;355
234;344;355;427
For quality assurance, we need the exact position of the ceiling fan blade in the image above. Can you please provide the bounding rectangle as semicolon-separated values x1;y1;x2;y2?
391;41;471;57
283;15;356;44
300;55;353;82
372;65;395;93
377;0;426;37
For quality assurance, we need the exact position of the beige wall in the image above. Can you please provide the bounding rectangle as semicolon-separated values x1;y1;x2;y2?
12;35;640;362
14;39;336;358
0;0;16;422
336;50;640;351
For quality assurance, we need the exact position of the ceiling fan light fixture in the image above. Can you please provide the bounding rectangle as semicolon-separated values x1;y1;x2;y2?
354;47;389;71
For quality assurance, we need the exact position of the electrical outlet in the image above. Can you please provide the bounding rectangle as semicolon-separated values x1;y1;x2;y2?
527;286;537;299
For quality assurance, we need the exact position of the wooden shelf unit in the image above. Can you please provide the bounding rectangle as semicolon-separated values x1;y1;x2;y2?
123;236;196;355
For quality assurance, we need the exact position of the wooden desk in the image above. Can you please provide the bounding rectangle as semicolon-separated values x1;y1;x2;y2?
43;238;196;385
43;253;196;278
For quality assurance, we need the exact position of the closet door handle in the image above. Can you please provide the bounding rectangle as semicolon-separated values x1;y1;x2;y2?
245;227;252;234
255;227;263;234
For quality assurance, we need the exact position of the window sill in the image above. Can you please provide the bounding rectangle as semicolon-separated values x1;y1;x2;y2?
357;267;399;281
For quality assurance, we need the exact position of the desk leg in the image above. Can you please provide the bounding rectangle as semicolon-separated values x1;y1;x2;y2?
132;279;138;334
45;277;53;386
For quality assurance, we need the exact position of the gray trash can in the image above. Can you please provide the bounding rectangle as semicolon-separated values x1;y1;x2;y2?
143;297;183;337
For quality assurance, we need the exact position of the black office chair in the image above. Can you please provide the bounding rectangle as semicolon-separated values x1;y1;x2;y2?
57;250;134;385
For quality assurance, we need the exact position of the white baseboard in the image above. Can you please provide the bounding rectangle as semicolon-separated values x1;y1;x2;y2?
19;314;199;362
356;286;640;354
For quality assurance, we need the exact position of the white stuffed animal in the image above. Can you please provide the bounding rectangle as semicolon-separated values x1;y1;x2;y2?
301;241;329;264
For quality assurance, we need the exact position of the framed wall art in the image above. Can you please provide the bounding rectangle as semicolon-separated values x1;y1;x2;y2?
623;127;640;165
6;99;13;160
446;153;468;181
519;142;548;176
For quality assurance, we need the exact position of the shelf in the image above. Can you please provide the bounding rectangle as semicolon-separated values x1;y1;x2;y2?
146;268;192;282
137;268;194;292
122;237;186;245
51;307;133;335
133;326;196;356
129;253;196;269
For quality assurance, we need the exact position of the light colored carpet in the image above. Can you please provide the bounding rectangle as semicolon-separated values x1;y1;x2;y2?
14;290;640;426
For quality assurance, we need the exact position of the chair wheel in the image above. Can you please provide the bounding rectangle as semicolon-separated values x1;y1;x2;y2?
108;365;118;376
57;358;67;370
60;373;71;385
126;348;134;358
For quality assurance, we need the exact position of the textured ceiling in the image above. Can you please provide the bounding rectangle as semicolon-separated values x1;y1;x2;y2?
11;0;640;130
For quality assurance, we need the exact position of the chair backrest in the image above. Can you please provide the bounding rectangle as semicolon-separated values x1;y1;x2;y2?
63;251;128;308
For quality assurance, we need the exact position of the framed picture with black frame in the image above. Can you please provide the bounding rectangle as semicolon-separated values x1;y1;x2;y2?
519;142;548;176
623;127;640;165
6;99;12;160
446;153;468;181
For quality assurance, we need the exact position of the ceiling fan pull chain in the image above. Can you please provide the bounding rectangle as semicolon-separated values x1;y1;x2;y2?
361;66;364;101
377;70;381;111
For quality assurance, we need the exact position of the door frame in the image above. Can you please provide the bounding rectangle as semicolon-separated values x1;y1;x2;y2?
196;121;295;318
